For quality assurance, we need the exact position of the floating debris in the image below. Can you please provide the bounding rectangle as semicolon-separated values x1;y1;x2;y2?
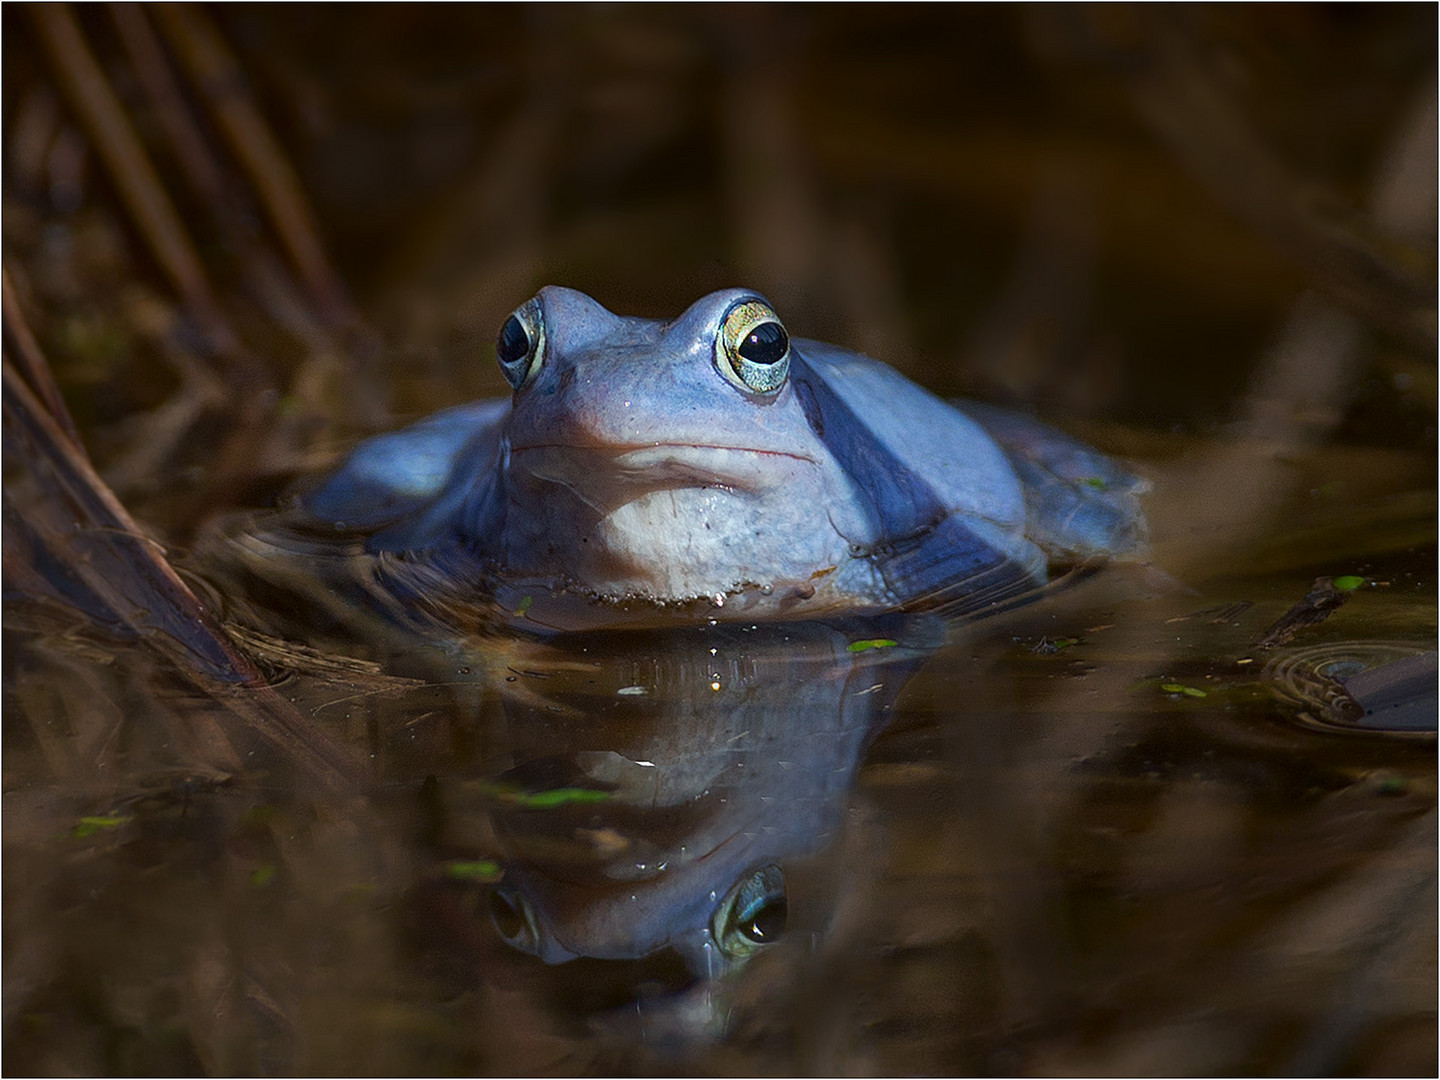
224;623;425;687
1206;601;1254;625
1030;636;1079;655
1166;601;1254;625
1256;576;1352;649
1160;683;1208;698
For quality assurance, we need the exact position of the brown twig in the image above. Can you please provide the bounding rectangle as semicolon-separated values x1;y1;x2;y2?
3;355;263;683
2;269;81;446
29;3;243;360
109;3;234;223
1254;576;1349;649
4;276;367;792
152;3;357;330
110;3;335;342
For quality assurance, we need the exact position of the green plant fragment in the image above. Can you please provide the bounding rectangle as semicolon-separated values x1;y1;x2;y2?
517;787;611;808
847;638;898;652
73;815;130;838
1160;683;1208;697
445;859;502;882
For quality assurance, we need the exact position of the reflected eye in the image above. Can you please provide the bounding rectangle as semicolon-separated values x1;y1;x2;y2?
496;298;545;389
717;299;790;394
712;864;788;959
488;887;541;954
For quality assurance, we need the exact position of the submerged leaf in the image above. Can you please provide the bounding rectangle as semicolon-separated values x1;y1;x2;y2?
848;638;898;652
481;782;612;809
517;787;611;809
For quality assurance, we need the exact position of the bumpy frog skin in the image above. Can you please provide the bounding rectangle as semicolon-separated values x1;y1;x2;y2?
303;287;1146;619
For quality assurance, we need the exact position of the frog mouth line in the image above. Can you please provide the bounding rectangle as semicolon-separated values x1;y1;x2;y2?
510;442;818;466
509;442;820;493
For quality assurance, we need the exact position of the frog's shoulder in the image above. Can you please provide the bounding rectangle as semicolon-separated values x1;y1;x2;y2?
790;340;1048;611
301;399;508;539
789;339;1025;523
791;341;1148;610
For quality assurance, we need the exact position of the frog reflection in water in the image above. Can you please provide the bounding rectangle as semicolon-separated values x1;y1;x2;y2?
289;288;1147;1029
462;616;940;1037
303;287;1147;624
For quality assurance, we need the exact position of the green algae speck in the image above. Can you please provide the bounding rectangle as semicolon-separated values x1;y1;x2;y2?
848;638;898;652
1160;683;1208;698
445;860;502;882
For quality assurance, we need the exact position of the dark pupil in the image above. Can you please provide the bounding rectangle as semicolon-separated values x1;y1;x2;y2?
489;891;527;941
497;315;531;366
738;321;787;365
739;899;787;944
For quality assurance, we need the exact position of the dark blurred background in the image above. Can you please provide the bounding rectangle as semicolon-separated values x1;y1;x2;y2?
3;4;1434;538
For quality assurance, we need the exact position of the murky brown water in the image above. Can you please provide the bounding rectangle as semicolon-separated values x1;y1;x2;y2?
4;6;1435;1076
5;493;1434;1074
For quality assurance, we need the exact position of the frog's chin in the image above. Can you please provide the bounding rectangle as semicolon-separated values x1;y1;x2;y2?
498;482;868;610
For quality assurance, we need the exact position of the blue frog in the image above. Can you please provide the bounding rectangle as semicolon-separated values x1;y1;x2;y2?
303;287;1146;622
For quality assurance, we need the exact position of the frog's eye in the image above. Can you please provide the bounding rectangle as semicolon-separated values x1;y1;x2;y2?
488;886;541;955
717;299;790;394
711;864;787;959
496;298;545;390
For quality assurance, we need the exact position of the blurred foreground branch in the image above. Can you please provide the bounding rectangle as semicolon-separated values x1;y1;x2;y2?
3;274;365;794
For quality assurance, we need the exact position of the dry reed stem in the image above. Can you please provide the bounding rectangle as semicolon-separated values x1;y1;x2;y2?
2;269;81;446
29;3;242;360
152;3;356;329
2;296;366;795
